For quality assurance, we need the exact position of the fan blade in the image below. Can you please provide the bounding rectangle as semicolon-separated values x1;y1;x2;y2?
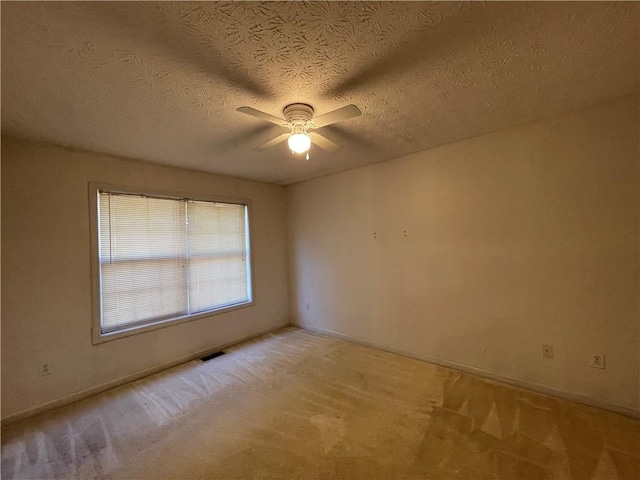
310;133;341;153
322;124;380;151
217;124;275;152
255;133;290;151
237;107;286;126
311;105;361;128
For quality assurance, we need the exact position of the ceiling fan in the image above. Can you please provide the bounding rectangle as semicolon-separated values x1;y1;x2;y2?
236;103;361;159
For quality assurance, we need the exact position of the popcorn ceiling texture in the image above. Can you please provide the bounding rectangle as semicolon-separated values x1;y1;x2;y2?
2;1;638;185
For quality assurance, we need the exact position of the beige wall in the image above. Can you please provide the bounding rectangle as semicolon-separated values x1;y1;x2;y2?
1;137;290;420
288;95;640;414
3;95;638;421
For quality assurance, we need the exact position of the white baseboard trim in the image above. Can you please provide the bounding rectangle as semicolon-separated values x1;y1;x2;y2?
1;322;291;426
297;323;640;420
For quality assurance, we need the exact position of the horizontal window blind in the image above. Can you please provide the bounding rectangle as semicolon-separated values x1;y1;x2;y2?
187;201;249;314
98;191;251;334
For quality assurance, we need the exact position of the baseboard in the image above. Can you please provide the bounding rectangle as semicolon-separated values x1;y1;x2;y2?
1;321;291;426
297;323;640;420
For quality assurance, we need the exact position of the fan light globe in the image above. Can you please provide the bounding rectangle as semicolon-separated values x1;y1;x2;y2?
288;133;311;154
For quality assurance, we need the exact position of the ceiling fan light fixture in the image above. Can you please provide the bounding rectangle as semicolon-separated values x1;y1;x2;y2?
237;102;360;155
288;133;311;154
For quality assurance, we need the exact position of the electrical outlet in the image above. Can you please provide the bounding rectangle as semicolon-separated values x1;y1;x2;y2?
38;362;51;377
591;354;605;369
541;344;553;359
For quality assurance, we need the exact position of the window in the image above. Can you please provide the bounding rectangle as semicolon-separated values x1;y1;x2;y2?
92;186;252;341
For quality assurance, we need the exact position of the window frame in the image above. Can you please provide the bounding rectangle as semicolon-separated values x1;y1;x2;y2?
89;182;255;345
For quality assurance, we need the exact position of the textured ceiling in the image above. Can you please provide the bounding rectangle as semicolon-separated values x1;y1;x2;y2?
2;2;638;185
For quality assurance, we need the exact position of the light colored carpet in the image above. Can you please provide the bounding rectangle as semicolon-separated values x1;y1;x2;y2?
2;327;639;479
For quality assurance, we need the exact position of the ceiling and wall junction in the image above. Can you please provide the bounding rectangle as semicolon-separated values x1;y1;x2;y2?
2;1;638;185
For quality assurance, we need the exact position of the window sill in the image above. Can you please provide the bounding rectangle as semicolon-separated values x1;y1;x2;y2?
92;300;255;345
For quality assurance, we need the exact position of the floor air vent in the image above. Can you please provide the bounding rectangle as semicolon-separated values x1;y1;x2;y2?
201;351;225;362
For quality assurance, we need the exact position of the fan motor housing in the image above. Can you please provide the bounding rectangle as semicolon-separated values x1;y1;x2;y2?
283;103;314;126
